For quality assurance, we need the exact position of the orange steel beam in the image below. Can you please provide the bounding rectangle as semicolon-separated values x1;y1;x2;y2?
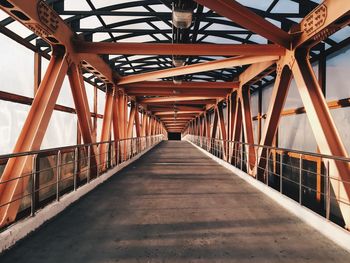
127;103;136;138
112;92;120;161
34;52;41;94
122;81;239;90
138;96;220;104
239;61;276;86
0;0;116;84
92;86;98;141
154;110;203;116
0;89;103;117
210;108;219;151
149;106;204;112
0;48;68;227
294;0;350;48
99;88;114;170
127;88;230;97
257;64;292;180
74;41;285;56
217;102;227;160
118;55;279;85
161;117;193;120
148;117;153;136
68;62;98;172
233;98;243;145
193;0;291;49
141;113;147;137
141;100;216;106
292;48;350;227
165;124;186;127
240;87;256;172
155;113;199;117
118;93;125;139
226;93;236;163
204;112;211;146
163;121;188;124
134;104;141;137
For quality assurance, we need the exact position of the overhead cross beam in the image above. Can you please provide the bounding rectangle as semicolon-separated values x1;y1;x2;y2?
193;0;291;49
127;88;230;97
121;81;239;90
74;41;285;56
118;55;279;85
138;97;219;104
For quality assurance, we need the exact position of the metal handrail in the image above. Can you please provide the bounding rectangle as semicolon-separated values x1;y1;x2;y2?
0;135;164;230
186;134;350;230
0;135;161;160
189;136;350;163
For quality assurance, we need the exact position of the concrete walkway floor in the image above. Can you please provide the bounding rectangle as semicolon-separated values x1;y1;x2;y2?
0;141;349;262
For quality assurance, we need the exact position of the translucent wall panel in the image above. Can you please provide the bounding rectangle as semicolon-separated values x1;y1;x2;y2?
326;46;350;100
42;111;77;150
331;107;350;154
85;82;95;113
251;92;259;117
284;78;303;109
41;60;74;108
262;84;273;114
0;101;30;154
97;89;106;115
0;33;34;97
278;114;317;152
253;120;258;144
96;118;103;142
56;76;74;108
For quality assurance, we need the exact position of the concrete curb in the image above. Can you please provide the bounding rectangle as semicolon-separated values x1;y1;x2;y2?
0;142;161;253
186;139;350;253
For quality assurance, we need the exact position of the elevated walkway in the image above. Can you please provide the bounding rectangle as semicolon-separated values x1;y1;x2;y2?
0;141;349;262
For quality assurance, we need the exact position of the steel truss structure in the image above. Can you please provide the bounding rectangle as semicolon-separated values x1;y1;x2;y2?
0;0;349;229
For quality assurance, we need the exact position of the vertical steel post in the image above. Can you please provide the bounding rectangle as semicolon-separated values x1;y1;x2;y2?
96;144;100;177
299;154;303;205
266;148;269;185
326;160;331;220
87;145;91;182
131;138;133;158
56;151;61;202
240;143;243;170
110;142;114;168
255;146;258;179
73;147;78;191
117;141;120;166
280;151;283;193
31;154;38;217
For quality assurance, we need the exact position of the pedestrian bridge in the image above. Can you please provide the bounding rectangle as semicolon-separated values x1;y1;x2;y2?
0;139;349;262
1;0;350;262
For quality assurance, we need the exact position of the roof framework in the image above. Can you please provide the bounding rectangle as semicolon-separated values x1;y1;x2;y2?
0;0;350;229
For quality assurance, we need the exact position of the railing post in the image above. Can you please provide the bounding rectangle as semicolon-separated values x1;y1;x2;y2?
106;141;112;170
240;143;243;170
117;141;120;166
110;141;114;168
131;138;133;158
280;151;283;193
95;143;100;179
326;160;331;220
56;150;61;202
266;148;269;185
73;147;78;191
31;154;38;217
87;145;91;182
255;146;259;179
299;154;303;205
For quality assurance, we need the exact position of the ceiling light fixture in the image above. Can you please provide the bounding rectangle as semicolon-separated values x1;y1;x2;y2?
172;5;193;29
